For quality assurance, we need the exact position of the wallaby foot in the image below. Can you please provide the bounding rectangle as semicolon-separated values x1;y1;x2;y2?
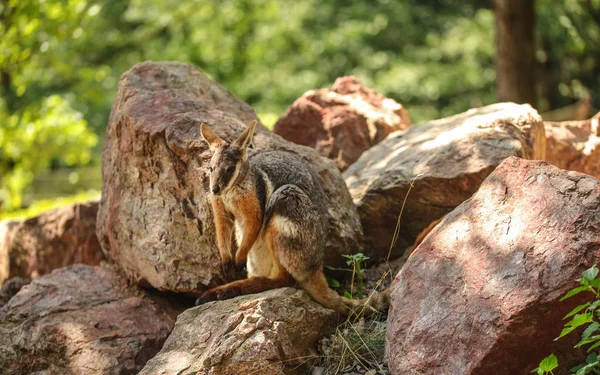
195;275;294;305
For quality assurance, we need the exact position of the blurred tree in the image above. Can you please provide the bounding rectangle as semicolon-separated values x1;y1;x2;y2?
1;0;599;211
536;0;600;114
0;0;98;210
495;0;536;106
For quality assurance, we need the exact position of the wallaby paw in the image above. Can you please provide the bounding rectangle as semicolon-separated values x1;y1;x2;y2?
195;291;217;305
221;260;237;282
215;286;241;300
234;253;247;267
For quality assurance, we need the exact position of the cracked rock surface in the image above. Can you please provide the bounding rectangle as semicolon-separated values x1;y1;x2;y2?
344;102;546;260
0;264;184;374
140;287;338;375
97;61;362;293
386;157;600;375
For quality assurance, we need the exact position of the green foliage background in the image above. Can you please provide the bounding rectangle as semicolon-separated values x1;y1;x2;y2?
1;0;599;212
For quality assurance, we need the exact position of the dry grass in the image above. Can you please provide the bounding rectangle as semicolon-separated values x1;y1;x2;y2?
311;314;388;375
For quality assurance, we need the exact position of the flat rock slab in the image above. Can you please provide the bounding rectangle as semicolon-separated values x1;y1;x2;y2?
274;76;410;171
97;61;362;293
140;287;338;375
343;103;546;260
545;112;600;179
0;264;183;374
0;201;104;284
386;157;600;375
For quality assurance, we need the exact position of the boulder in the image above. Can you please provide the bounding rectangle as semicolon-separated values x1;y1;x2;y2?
545;112;600;179
385;157;600;375
343;103;546;260
0;201;104;284
0;264;184;374
140;287;338;375
274;76;411;171
97;61;362;294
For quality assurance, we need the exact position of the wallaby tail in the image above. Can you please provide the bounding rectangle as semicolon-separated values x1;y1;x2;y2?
299;269;390;316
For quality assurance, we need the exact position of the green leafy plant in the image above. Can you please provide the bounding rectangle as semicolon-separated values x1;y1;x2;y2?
532;353;558;375
325;252;370;299
343;253;370;299
534;265;600;375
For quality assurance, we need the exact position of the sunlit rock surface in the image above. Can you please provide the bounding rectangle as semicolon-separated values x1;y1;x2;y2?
386;157;600;375
274;76;411;171
344;103;546;260
545;112;600;179
140;287;338;375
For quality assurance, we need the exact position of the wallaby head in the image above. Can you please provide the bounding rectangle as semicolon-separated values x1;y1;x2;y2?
200;120;256;195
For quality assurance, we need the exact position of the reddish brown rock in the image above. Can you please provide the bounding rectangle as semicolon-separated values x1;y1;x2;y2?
97;61;362;294
274;76;411;171
0;264;184;374
386;157;600;375
0;201;104;284
545;112;600;179
140;287;338;375
344;103;546;261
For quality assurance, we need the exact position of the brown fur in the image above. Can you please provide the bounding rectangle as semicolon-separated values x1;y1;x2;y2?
231;193;262;267
197;121;389;315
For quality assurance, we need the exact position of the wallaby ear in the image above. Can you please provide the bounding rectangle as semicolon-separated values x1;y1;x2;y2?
233;120;257;150
200;123;225;151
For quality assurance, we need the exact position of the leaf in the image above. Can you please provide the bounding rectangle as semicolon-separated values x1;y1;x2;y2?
590;278;600;289
587;352;598;364
557;326;578;340
583;323;600;341
583;266;599;282
571;364;585;374
539;354;558;372
562;286;591;301
576;335;600;348
327;277;340;288
343;290;353;299
588;341;600;352
566;303;592;320
566;314;595;329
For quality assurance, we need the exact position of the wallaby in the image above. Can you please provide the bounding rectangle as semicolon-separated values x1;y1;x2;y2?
196;120;388;315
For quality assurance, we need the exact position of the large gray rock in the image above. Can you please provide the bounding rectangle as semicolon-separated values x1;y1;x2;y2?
274;76;411;171
343;103;546;260
97;61;362;293
386;157;600;375
0;201;104;284
140;287;338;375
0;264;184;374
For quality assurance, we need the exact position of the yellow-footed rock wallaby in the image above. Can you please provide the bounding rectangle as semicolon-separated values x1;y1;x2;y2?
196;120;388;315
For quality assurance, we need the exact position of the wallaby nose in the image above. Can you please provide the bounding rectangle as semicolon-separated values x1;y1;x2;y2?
211;186;221;194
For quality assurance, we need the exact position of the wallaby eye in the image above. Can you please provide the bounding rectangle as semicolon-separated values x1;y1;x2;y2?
226;166;236;174
208;166;213;172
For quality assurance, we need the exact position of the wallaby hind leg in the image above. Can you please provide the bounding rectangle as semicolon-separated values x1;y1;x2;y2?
298;269;349;315
195;274;294;305
265;214;349;315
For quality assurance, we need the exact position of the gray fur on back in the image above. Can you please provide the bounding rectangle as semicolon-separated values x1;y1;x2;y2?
250;151;329;270
250;151;328;216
